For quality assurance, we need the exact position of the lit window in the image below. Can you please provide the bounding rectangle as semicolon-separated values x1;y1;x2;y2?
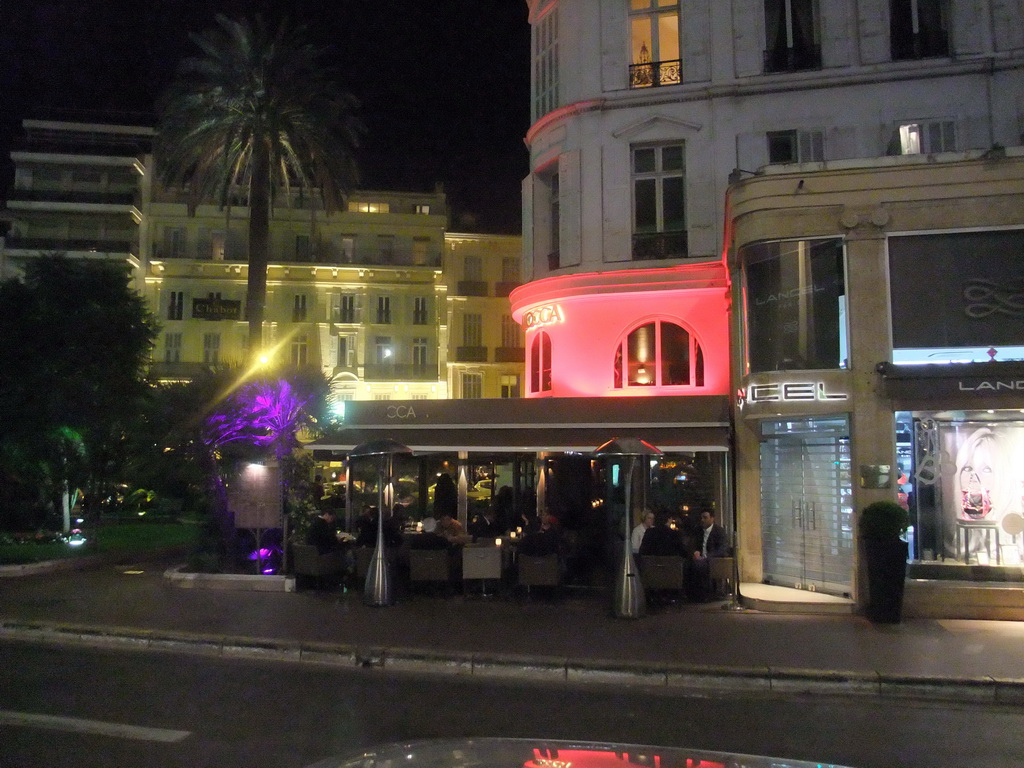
415;204;431;215
890;0;948;60
632;143;687;260
530;331;553;393
501;374;521;399
532;5;559;120
348;201;390;213
893;120;955;155
763;0;821;73
375;336;393;364
629;0;680;88
613;320;704;388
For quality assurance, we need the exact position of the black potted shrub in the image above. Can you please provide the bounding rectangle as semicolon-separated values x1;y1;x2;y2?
859;500;911;623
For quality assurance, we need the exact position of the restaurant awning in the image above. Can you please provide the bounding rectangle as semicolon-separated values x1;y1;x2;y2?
308;395;731;455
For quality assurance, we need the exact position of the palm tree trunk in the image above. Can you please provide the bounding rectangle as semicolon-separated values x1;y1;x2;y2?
246;140;271;359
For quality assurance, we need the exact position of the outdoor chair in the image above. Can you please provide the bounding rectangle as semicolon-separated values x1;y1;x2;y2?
640;555;686;604
516;552;561;600
408;548;454;595
291;544;346;590
462;544;503;597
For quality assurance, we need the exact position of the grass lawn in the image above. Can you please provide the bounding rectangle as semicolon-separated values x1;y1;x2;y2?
0;522;203;566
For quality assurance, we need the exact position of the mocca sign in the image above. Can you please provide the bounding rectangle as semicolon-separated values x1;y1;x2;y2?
523;303;564;330
386;405;418;419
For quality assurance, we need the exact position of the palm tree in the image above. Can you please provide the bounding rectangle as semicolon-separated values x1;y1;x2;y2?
157;14;364;358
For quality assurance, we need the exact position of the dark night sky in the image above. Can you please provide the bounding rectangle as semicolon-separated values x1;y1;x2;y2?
0;1;531;234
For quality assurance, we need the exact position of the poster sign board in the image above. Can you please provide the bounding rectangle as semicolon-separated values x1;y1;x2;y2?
229;464;282;529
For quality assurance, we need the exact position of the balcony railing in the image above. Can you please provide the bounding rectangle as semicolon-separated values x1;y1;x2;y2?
763;45;822;73
455;346;488;363
151;244;441;267
362;363;438;381
632;231;689;261
4;236;136;254
629;59;681;88
494;346;525;363
8;189;138;206
455;280;488;297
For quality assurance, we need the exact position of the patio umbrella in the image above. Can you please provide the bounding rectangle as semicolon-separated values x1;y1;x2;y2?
350;439;413;606
593;437;664;619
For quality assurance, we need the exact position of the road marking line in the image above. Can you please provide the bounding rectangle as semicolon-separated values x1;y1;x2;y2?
0;710;191;742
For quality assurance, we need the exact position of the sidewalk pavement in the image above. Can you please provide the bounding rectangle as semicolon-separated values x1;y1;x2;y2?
3;554;1024;705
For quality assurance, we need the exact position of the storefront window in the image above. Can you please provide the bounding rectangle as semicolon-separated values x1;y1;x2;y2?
743;238;846;373
900;411;1024;567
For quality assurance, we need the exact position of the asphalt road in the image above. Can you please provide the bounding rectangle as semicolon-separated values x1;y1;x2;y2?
1;640;1022;768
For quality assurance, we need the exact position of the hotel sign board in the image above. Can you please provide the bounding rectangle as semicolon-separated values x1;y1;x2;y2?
193;297;242;321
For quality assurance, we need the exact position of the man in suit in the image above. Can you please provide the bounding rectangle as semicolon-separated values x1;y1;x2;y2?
689;509;729;601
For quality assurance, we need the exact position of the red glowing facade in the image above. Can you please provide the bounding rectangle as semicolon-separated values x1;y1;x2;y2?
510;261;730;398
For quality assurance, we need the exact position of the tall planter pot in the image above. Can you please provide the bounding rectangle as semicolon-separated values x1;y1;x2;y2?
863;538;909;623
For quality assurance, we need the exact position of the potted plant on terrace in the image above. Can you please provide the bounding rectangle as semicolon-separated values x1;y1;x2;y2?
859;500;911;623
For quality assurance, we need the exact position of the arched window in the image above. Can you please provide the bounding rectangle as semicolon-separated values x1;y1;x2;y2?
613;320;704;389
530;331;552;393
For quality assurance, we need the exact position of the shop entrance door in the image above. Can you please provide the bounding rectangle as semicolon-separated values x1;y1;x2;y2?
759;416;853;596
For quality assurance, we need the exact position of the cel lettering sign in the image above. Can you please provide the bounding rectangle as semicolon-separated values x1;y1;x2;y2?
747;382;848;404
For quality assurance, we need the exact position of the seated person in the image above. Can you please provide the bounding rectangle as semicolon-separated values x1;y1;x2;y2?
307;508;344;554
408;517;449;550
469;509;504;541
436;510;467;544
688;509;730;601
354;504;403;549
638;511;687;558
631;510;655;554
518;511;567;558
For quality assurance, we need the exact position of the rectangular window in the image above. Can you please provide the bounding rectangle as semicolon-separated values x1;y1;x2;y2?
629;0;680;88
203;333;220;365
337;334;357;367
377;235;395;263
767;129;825;164
464;313;483;347
165;332;182;364
338;236;355;263
764;0;821;72
296;234;311;261
339;294;356;324
501;315;521;348
375;336;393;364
547;170;560;260
412;237;430;266
167;228;186;259
376;296;392;324
461;372;483;399
743;237;846;373
632;143;687;260
413;296;429;325
348;201;390;213
464;255;482;282
501;374;521;399
291;334;309;366
413;337;429;369
210;231;227;261
415;204;431;215
532;5;559;120
890;0;949;60
501;256;520;284
373;393;392;401
894;120;956;155
168;291;184;321
293;294;308;322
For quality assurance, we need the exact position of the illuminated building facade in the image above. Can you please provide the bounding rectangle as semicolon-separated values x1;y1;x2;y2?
1;119;524;402
523;0;1024;615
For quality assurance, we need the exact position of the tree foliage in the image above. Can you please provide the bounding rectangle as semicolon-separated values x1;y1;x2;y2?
156;13;364;354
0;256;158;529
